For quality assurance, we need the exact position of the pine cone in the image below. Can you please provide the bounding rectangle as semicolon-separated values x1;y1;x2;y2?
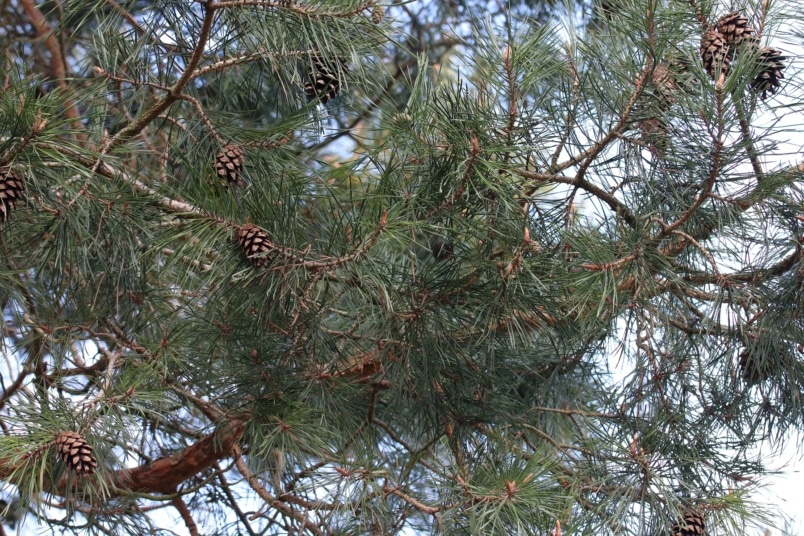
54;431;97;476
739;344;791;385
700;29;730;79
305;55;346;104
652;63;675;91
639;117;669;157
671;510;706;536
666;54;698;92
738;347;764;385
431;238;453;261
651;63;676;110
0;167;25;223
236;223;273;266
214;144;245;187
715;12;755;47
750;47;786;100
598;0;618;18
370;5;384;24
392;112;413;127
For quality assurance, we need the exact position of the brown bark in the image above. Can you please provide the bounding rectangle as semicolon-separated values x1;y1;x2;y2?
110;419;246;495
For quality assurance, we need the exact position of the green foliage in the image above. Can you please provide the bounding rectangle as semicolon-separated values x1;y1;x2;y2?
0;0;802;533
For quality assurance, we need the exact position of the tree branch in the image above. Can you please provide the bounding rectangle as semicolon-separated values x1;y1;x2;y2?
513;168;637;227
0;420;245;499
17;0;85;140
110;419;246;495
108;3;217;150
232;447;325;536
171;496;200;536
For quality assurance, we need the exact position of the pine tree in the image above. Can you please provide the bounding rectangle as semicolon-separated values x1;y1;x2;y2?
0;0;800;534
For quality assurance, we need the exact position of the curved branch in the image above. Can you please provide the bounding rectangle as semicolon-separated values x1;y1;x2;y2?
681;246;800;285
109;419;246;495
108;4;217;150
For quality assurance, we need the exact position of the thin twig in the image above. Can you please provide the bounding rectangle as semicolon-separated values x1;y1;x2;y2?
215;464;259;536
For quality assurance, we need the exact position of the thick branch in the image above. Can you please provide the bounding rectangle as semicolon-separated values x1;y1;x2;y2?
113;420;246;495
0;420;245;499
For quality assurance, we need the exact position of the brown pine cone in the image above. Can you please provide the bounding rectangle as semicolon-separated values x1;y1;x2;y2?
214;144;245;187
236;223;273;267
700;29;730;79
54;431;98;476
0;167;25;223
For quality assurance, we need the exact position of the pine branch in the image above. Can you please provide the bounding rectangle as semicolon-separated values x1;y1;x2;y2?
232;446;326;536
214;463;259;536
211;0;374;18
514;167;637;227
107;3;217;150
2;0;802;532
171;497;200;536
0;420;245;499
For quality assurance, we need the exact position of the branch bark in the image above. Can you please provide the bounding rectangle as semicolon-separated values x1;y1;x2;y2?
111;419;245;495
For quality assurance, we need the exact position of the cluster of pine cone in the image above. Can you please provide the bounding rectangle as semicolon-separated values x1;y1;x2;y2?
193;7;793;266
6;53;352;476
223;51;350;267
700;11;786;99
213;138;270;266
637;10;788;157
